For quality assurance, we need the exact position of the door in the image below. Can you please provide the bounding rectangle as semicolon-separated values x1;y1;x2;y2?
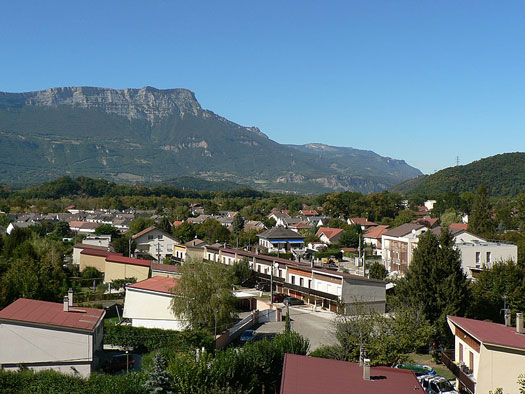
469;351;474;373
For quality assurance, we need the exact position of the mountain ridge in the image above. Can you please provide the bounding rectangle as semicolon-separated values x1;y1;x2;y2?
0;86;421;193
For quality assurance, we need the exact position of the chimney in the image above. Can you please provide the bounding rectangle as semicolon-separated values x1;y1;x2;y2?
505;309;512;327
68;288;73;307
63;296;69;312
517;313;524;334
363;358;370;381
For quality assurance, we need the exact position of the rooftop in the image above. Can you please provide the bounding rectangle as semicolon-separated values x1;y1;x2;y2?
280;354;422;394
80;248;114;257
448;315;525;351
74;243;108;251
349;217;377;226
127;276;178;294
151;262;181;273
316;227;344;240
0;298;104;332
383;223;426;238
106;254;151;267
131;225;157;239
364;225;390;239
258;226;305;240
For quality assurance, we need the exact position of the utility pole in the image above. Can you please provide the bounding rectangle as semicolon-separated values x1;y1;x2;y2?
456;156;460;166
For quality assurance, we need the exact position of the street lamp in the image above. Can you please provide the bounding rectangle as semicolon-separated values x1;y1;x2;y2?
125;350;129;373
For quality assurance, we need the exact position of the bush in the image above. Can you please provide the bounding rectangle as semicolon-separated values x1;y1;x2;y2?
104;323;214;354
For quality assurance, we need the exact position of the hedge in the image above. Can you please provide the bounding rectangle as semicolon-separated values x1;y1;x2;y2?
0;369;146;394
104;323;214;353
313;250;343;260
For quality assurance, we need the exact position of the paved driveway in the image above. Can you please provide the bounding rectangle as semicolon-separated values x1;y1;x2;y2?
254;305;338;351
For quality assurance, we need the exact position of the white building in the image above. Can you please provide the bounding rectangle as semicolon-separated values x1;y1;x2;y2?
0;297;105;377
455;239;517;278
123;277;185;330
132;226;179;261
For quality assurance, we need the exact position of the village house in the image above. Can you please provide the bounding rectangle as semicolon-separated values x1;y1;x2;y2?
104;255;151;284
443;314;525;394
381;223;427;275
315;227;344;245
347;217;377;231
257;226;305;253
363;225;389;255
132;226;179;261
0;296;105;377
123;277;183;330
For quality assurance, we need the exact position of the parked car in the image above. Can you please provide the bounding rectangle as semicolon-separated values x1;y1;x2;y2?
283;297;305;306
240;329;256;342
418;375;458;394
272;293;287;303
103;354;135;373
255;281;270;291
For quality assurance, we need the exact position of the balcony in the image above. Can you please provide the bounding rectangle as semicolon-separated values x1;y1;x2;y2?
441;350;476;394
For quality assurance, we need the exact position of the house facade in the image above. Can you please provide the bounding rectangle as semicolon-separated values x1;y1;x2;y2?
0;298;105;377
132;226;179;261
123;277;184;330
257;226;305;253
381;223;427;275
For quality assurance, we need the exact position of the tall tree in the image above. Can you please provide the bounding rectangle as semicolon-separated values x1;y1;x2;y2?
469;185;495;237
232;214;244;234
171;259;237;335
394;229;470;345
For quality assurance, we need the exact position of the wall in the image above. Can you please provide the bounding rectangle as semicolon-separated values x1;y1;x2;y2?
123;288;185;330
104;262;149;283
0;322;93;377
79;254;107;273
342;277;386;313
134;228;177;260
457;243;517;278
477;344;525;394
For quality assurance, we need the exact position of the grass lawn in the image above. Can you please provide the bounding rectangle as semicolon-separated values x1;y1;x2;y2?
408;353;455;380
104;316;121;325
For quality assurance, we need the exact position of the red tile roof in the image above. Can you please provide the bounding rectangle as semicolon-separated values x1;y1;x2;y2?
349;218;377;226
131;225;157;239
449;223;468;231
415;217;439;228
448;315;525;350
316;227;344;240
151;263;181;273
80;248;114;257
74;243;108;251
127;276;178;294
173;220;184;227
106;255;151;267
280;354;422;394
364;225;390;239
0;298;104;332
299;210;318;216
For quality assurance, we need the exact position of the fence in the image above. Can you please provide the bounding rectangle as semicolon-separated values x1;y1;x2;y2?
215;310;258;349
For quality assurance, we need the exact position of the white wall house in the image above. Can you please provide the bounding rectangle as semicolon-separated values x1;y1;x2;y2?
123;277;185;330
456;240;517;278
0;297;105;377
132;226;179;261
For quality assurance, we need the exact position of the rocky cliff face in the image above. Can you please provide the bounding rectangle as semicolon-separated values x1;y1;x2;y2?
0;86;203;124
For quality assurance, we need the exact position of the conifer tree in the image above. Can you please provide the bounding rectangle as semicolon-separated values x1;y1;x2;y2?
144;353;173;394
395;229;470;346
469;185;495;237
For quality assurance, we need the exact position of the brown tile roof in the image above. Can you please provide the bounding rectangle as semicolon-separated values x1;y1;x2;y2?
280;354;422;394
449;223;468;231
106;255;151;267
74;243;108;251
131;225;157;239
258;226;305;240
80;248;114;257
349;218;377;226
383;223;425;238
0;298;104;332
151;263;181;273
414;217;439;228
364;225;390;239
448;315;525;350
127;276;178;294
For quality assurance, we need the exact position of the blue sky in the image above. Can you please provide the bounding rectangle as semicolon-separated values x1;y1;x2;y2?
2;1;524;174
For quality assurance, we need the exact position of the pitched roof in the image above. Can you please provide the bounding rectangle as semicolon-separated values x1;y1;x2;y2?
280;354;422;394
74;243;108;251
0;298;104;332
299;210;318;216
448;315;525;351
173;220;184;227
349;218;377;226
151;263;181;273
127;276;178;295
364;225;390;239
316;227;344;240
258;226;305;240
105;255;151;267
414;217;439;228
449;223;468;231
383;223;425;238
131;225;157;239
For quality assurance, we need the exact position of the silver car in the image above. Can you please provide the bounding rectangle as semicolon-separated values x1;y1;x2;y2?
418;375;458;394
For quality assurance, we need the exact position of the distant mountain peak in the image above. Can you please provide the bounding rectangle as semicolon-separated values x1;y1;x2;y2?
0;86;202;125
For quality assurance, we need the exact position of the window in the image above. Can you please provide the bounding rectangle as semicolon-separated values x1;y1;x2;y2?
300;277;304;287
469;351;474;372
459;343;463;362
486;252;491;264
308;280;312;289
291;276;295;285
158;235;163;240
148;235;154;240
475;252;480;264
